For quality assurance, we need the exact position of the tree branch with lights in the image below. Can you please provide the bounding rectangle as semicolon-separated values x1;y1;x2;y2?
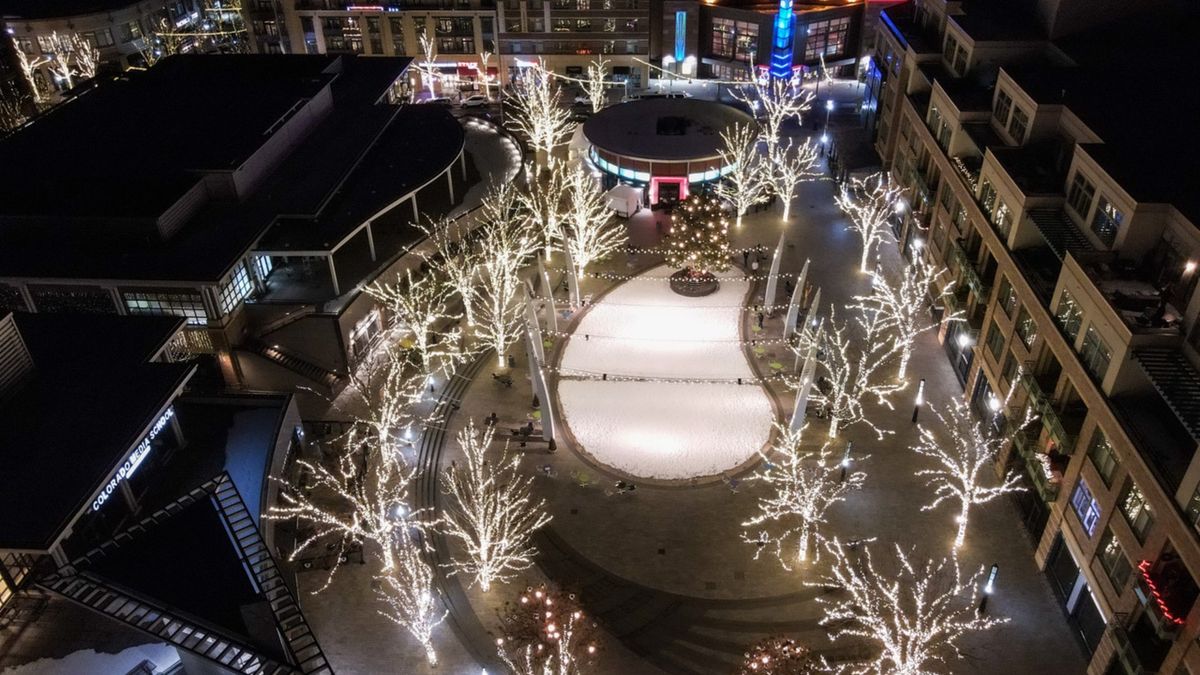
421;217;480;328
473;183;538;366
584;56;610;113
812;539;1008;674
731;69;813;154
853;257;961;380
836;172;905;273
913;397;1030;549
496;584;599;675
741;424;866;570
440;420;552;592
769;138;823;222
375;528;449;667
714;122;769;228
559;165;626;278
366;268;465;382
506;61;576;168
519;164;567;260
737;636;826;675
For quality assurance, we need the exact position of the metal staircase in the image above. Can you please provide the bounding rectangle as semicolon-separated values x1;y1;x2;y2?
241;338;343;391
40;474;332;675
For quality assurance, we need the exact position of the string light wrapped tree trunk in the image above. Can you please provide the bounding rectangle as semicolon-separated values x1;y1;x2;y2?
70;34;100;81
585;56;610;113
913;397;1030;549
559;165;627;280
375;529;449;667
366;269;465;382
768;138;823;222
853;257;961;380
506;61;575;169
794;305;905;439
440;420;553;592
0;82;29;135
418;33;439;96
811;539;1009;674
421;217;480;328
474;183;538;366
663;192;732;297
836;172;905;273
714;122;769;228
44;32;75;90
731;69;812;155
11;37;50;105
519;162;567;259
741;424;866;570
497;584;599;675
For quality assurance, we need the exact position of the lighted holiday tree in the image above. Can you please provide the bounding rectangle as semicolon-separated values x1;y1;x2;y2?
663;193;732;296
736;636;825;675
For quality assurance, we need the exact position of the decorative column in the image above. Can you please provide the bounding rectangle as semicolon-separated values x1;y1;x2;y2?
790;317;820;432
565;246;581;307
784;259;809;336
764;232;785;314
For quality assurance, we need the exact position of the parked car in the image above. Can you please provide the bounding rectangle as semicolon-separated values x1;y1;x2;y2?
422;96;454;106
461;94;490;108
573;93;593;106
621;90;690;103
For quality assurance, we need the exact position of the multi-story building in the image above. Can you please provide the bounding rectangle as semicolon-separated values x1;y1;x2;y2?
869;1;1200;672
276;0;499;95
0;53;475;393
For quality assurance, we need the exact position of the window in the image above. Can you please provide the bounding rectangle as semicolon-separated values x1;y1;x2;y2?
1091;196;1123;247
992;201;1012;238
1080;325;1111;382
985;319;1005;362
993;89;1013;127
1071;480;1101;537
978;179;997;218
710;18;757;62
1119;481;1154;542
438;37;474;53
504;18;522;33
93;29;115;48
1007;106;1028;144
1002;352;1019;385
1087;429;1119;486
997;277;1018;317
804;18;850;61
390;18;406;52
1097;528;1132;592
253;255;274;284
1185;484;1200;534
118;21;141;44
1066;171;1095;220
939;184;957;214
436;17;473;36
124;290;207;325
218;262;254;315
1015;307;1038;349
1055;289;1083;341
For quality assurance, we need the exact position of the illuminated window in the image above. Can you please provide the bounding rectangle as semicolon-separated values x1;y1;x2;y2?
1055;289;1083;341
1098;528;1132;591
218;262;253;316
124;290;207;325
1119;481;1154;542
804;18;850;61
1070;480;1101;537
997;277;1017;317
710;19;757;62
1015;307;1038;349
1091;196;1123;247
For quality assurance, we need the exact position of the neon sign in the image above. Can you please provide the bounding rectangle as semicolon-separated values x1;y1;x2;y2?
91;407;175;512
1137;560;1187;626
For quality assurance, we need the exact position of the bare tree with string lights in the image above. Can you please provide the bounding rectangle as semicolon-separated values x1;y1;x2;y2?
836;172;905;273
70;34;100;81
440;420;552;592
474;183;538;366
741;424;866;570
375;528;448;667
417;33;439;97
913;397;1030;549
736;636;826;675
768;138;823;222
421;217;480;328
506;61;575;168
794;305;905;439
519;165;567;260
43;32;76;90
0;81;29;136
11;36;50;105
812;539;1008;674
559;165;626;277
365;268;465;382
853;257;960;381
496;584;599;675
731;69;813;153
714;122;769;228
584;56;610;113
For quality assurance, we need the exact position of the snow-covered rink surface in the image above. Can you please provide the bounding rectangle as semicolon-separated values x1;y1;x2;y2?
557;265;775;479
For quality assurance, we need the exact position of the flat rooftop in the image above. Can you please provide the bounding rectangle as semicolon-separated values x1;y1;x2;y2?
584;99;753;161
0;0;138;19
0;313;193;551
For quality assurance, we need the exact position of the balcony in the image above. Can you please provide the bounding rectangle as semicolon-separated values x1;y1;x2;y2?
948;237;991;299
1027;207;1094;262
950;154;981;192
1011;427;1061;502
1020;369;1085;454
1131;349;1200;442
1073;256;1186;336
1134;553;1197;644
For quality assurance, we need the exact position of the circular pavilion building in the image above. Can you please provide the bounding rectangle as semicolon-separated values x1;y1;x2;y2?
583;98;753;204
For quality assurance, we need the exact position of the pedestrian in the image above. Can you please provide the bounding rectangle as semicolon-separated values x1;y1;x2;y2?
757;311;765;329
785;279;794;296
742;250;749;267
508;354;516;368
585;334;589;341
486;411;498;427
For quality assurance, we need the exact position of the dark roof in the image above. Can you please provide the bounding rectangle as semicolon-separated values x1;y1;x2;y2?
257;104;464;252
990;143;1067;195
0;313;193;551
0;54;438;283
879;2;940;54
584;99;753;161
950;0;1044;42
0;0;138;19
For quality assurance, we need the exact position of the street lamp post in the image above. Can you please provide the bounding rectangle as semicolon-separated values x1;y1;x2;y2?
839;441;854;483
911;378;925;423
978;563;999;613
822;98;834;145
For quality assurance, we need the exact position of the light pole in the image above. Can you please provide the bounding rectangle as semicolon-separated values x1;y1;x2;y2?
821;98;834;145
839;441;854;482
911;378;925;423
978;563;999;613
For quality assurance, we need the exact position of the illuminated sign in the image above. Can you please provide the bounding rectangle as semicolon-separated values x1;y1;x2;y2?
674;11;687;62
91;407;175;512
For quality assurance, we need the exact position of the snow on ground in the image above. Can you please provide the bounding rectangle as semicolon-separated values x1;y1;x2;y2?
557;265;774;479
1;644;178;675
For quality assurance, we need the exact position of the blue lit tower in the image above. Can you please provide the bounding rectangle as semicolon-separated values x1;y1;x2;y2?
769;0;796;79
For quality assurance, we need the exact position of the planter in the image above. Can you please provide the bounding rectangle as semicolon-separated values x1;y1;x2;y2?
669;269;719;297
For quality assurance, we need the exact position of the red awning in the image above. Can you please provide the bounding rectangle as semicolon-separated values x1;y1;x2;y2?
487;67;499;76
457;66;473;77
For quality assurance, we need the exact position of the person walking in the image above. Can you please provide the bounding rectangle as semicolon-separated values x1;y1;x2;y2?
757;311;765;329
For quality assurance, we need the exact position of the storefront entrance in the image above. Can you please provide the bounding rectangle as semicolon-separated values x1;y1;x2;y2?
649;177;688;205
1046;535;1106;656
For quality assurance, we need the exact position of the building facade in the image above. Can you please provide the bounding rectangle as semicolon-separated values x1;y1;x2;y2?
870;1;1200;673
